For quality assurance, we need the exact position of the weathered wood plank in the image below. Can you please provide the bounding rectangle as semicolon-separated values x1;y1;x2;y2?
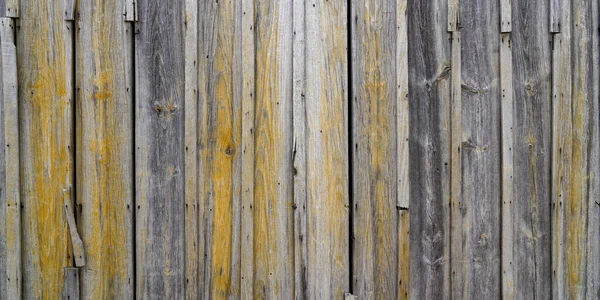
564;0;594;297
499;32;514;300
352;0;399;297
240;0;256;299
0;17;6;300
304;0;349;298
0;0;18;18
500;0;511;32
549;0;560;32
184;0;198;298
197;0;243;297
63;188;85;267
511;0;553;297
18;0;75;297
396;0;410;297
449;30;463;300
63;0;75;20
63;268;79;300
460;0;502;297
135;0;185;297
406;0;451;297
0;17;19;300
253;0;294;298
292;0;307;299
448;0;459;31
75;0;134;297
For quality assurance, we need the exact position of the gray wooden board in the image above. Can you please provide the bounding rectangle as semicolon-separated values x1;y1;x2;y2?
407;0;451;298
0;18;5;299
63;268;79;300
351;0;399;297
510;0;553;298
460;0;502;297
135;0;186;298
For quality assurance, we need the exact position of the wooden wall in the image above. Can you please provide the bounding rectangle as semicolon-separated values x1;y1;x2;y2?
0;0;599;299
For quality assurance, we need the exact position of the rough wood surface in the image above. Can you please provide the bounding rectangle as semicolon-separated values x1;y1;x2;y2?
18;0;75;297
407;0;451;298
460;0;502;297
63;268;79;300
304;0;349;298
184;0;199;298
253;1;294;298
135;0;185;298
352;0;399;297
0;0;18;18
123;0;137;21
75;0;134;297
511;0;552;297
0;17;6;300
0;17;19;300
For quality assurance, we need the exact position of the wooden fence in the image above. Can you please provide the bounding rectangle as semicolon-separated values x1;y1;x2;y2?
0;0;599;299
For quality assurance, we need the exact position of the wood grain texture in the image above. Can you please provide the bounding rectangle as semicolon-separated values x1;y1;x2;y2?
511;0;552;297
0;17;19;300
253;0;294;298
304;0;349;298
123;0;138;21
550;0;560;32
198;0;243;298
18;0;75;297
63;268;79;300
406;0;451;298
0;0;18;17
351;0;399;297
240;0;255;298
184;0;198;298
460;0;502;297
499;32;514;300
135;0;185;298
0;17;6;300
75;0;134;296
500;0;511;32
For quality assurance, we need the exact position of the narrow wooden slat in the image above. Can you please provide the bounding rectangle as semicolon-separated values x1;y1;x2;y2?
123;0;137;22
304;0;349;298
396;0;410;297
240;0;255;298
352;0;399;297
0;0;18;18
63;268;79;300
198;0;243;297
460;0;502;296
63;0;75;20
511;0;553;297
75;0;134;296
565;0;594;297
448;0;459;31
0;30;5;299
135;0;185;297
449;30;463;300
0;17;19;300
499;32;514;300
19;0;75;297
550;0;560;32
184;0;199;298
292;0;307;298
500;0;511;32
253;0;294;298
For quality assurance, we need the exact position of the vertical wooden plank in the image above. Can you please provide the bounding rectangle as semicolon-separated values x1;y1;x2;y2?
304;0;349;298
198;0;243;298
0;30;5;300
587;0;600;295
123;0;138;21
75;0;134;297
184;0;199;298
511;0;553;297
253;0;294;298
449;30;463;300
500;0;511;32
292;0;306;299
240;0;255;298
550;0;560;32
135;0;185;298
406;0;451;297
448;0;459;31
18;0;75;297
63;268;79;300
352;0;399;298
565;0;594;297
0;17;19;300
460;0;502;297
396;0;410;298
499;32;514;300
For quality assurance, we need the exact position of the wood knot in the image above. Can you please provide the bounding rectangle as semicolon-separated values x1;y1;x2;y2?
225;146;235;156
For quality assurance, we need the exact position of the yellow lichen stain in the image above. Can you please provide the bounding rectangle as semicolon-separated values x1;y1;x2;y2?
210;1;237;299
22;0;72;298
78;0;132;298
